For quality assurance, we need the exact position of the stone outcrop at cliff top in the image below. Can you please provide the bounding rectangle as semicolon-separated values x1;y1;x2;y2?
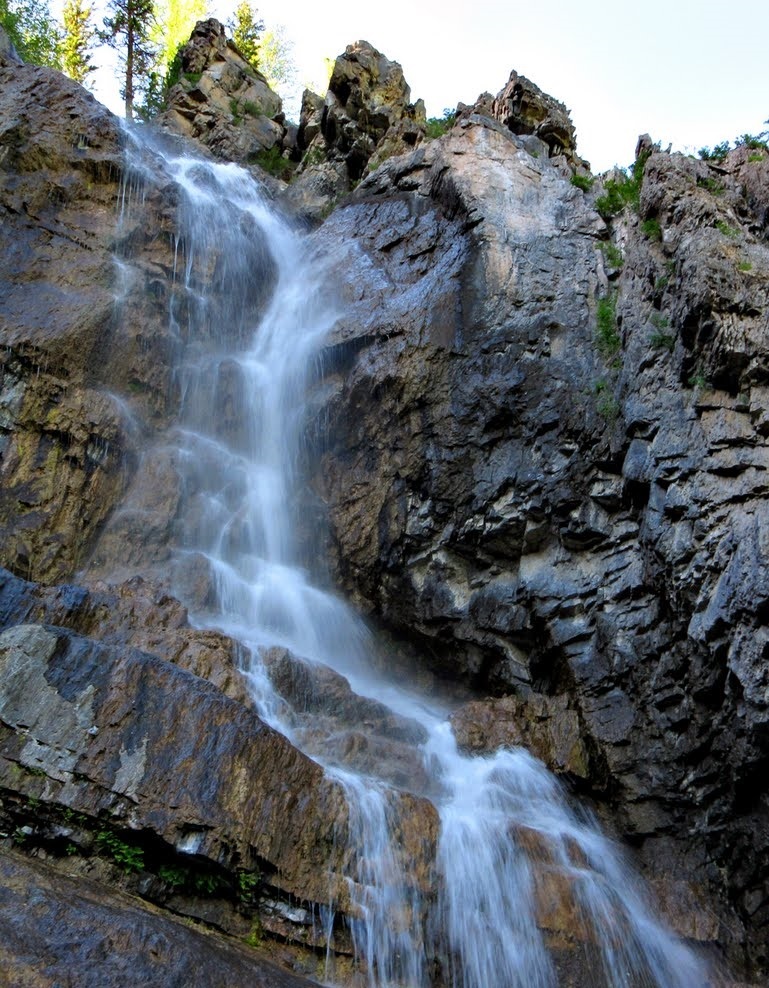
161;18;287;169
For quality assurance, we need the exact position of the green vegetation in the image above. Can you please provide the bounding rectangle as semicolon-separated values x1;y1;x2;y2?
594;148;651;219
241;98;261;117
229;0;262;68
426;107;456;139
697;176;724;195
715;219;737;237
593;380;620;422
748;152;765;163
570;173;594;192
61;0;95;83
596;294;620;358
738;260;753;272
688;371;708;389
237;869;260;904
654;275;668;291
600;242;623;268
249;145;294;181
95;830;145;873
650;331;675;351
0;0;62;66
699;130;768;161
100;0;157;119
641;218;662;241
301;145;326;167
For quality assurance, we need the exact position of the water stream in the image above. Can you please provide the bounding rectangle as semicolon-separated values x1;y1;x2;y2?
118;133;710;988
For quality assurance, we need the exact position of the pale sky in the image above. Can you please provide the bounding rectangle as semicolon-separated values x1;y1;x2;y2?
92;0;769;172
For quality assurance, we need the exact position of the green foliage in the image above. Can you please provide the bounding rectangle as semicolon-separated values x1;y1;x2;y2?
0;0;61;67
698;141;731;162
61;0;95;83
257;24;296;94
600;242;623;268
593;380;620;421
426;107;456;139
570;173;594;192
654;275;669;291
100;0;157;119
242;98;261;117
650;331;675;351
158;864;188;888
688;371;708;389
650;312;669;330
594;149;650;219
715;219;737;237
697;176;724;195
596;294;620;358
230;0;262;68
249;145;294;181
193;872;224;895
150;0;204;74
641;218;662;241
738;260;753;272
301;144;326;167
95;830;144;873
237;869;261;903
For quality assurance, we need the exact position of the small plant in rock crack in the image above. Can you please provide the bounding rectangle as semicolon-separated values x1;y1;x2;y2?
650;331;675;352
600;242;623;268
95;830;144;873
596;294;620;358
571;173;594;192
237;869;261;904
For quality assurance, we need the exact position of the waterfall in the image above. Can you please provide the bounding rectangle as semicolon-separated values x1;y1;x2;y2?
117;132;711;988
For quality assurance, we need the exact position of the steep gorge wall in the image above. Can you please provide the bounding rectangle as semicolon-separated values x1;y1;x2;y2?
309;110;769;973
2;23;769;985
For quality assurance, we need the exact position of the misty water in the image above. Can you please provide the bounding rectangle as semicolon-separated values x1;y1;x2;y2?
116;131;711;988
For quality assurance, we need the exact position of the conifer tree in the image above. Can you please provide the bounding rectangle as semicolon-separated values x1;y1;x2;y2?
61;0;95;84
229;0;261;69
100;0;156;119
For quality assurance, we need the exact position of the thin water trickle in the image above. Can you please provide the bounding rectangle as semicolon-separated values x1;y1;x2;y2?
117;131;711;988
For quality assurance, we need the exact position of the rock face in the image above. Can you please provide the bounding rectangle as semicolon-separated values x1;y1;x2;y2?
2;25;769;986
161;18;287;171
307;113;769;975
285;41;427;220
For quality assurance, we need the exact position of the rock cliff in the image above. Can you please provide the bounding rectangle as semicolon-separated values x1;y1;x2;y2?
1;18;768;987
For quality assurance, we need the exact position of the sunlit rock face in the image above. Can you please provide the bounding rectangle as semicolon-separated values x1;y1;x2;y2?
160;18;287;169
309;111;769;974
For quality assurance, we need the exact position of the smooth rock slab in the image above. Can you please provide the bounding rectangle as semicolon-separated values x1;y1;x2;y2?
0;848;317;987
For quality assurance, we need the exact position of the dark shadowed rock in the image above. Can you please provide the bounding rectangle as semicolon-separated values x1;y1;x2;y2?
0;849;318;988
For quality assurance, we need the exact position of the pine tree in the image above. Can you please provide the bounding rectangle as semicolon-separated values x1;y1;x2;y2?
229;0;262;70
61;0;94;84
100;0;156;119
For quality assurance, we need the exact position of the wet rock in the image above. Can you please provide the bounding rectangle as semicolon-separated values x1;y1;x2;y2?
450;694;597;784
308;104;769;976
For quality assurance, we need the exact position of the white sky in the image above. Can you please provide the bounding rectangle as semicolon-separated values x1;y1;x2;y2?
91;0;769;172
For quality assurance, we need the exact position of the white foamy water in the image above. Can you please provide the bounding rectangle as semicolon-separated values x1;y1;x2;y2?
117;131;712;988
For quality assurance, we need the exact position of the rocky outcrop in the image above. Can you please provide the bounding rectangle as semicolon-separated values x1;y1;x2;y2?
285;41;427;220
161;19;288;173
308;116;769;975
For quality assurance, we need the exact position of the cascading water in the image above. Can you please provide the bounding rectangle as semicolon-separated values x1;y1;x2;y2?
117;132;711;988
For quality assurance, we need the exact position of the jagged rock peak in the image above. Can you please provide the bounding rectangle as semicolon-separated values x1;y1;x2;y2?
160;17;287;172
462;67;585;169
